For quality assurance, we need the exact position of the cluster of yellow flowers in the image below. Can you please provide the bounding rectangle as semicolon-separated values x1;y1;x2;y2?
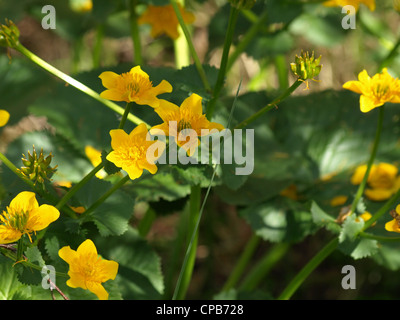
98;66;225;180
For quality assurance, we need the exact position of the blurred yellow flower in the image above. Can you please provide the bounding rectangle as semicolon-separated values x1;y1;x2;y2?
351;163;400;201
330;195;348;207
58;239;119;300
152;94;225;156
0;109;10;127
69;0;93;13
138;4;195;40
385;205;400;233
107;123;165;180
99;66;172;107
85;145;107;179
343;68;400;113
323;0;375;11
0;191;60;244
280;184;299;200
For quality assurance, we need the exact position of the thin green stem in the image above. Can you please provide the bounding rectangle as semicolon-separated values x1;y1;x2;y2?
92;23;104;69
359;232;400;242
362;187;400;230
226;10;268;72
207;5;240;120
0;151;36;190
118;102;133;129
234;79;302;129
80;175;131;219
14;43;149;128
277;237;339;300
16;238;25;262
221;234;261;292
173;184;201;300
170;0;211;91
239;242;290;292
129;0;143;66
55;163;104;211
349;106;384;215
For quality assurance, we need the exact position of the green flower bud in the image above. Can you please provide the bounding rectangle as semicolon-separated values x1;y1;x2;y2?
19;146;57;186
0;19;20;48
290;50;322;81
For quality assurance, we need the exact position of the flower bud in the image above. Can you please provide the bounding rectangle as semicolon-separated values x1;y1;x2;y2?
19;146;57;185
290;50;322;81
0;19;20;48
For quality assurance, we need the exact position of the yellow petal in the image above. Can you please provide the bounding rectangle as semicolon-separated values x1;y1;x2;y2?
100;89;126;102
129;123;149;140
97;259;119;282
385;218;400;233
360;95;380;113
77;239;98;257
109;129;129;150
58;245;78;265
99;71;120;89
0;110;10;127
0;225;22;244
9;191;38;213
342;80;364;94
358;69;371;83
151;80;173;99
365;188;393;201
27;204;60;231
154;99;180;123
124;165;144;180
86;281;109;300
181;93;203;116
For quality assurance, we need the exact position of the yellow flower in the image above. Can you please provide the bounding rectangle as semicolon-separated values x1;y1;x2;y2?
85;145;107;179
58;239;119;300
330;195;348;207
0;191;60;244
106;123;165;180
0;109;10;127
351;163;400;201
138;4;195;40
69;0;93;13
343;68;400;113
280;184;299;200
385;204;400;233
99;66;172;107
151;94;225;156
323;0;375;11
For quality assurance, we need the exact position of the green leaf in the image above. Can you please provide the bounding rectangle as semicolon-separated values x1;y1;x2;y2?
339;214;364;243
0;255;31;300
310;201;341;234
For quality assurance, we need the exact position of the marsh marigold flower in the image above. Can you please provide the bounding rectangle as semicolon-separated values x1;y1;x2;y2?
0;191;60;244
385;205;400;233
85;145;107;179
58;239;119;300
106;123;165;180
323;0;375;11
351;163;400;201
138;4;195;40
151;94;225;156
343;68;400;113
99;66;172;107
0;109;9;127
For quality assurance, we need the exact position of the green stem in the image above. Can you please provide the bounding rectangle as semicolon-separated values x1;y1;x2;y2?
170;0;211;92
80;175;131;219
92;24;104;69
274;55;289;90
173;184;201;300
239;242;290;292
362;187;400;230
349;106;384;215
226;9;268;72
207;5;240;120
129;0;143;66
55;163;104;211
0;151;36;190
359;232;400;242
14;43;149;128
16;238;25;262
221;234;261;292
173;0;190;69
277;237;339;300
118;102;133;129
234;79;302;129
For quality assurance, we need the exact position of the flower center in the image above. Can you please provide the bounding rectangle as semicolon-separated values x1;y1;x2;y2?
0;208;29;233
178;119;192;132
120;72;153;98
115;144;146;167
